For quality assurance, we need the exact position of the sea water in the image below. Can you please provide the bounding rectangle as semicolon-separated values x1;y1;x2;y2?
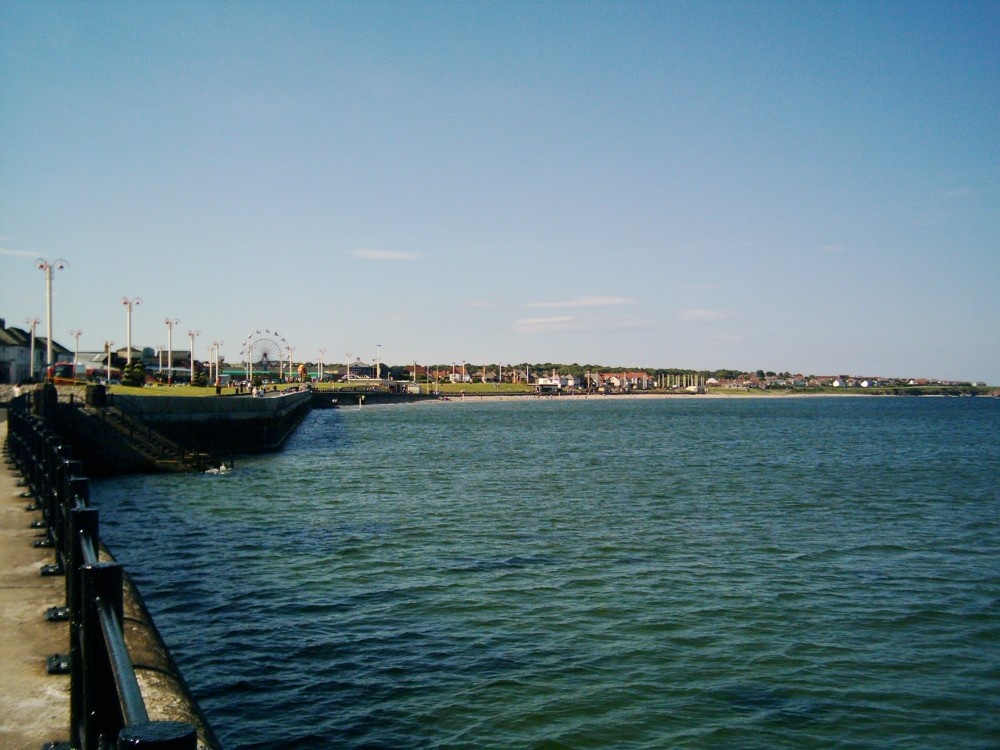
93;396;1000;749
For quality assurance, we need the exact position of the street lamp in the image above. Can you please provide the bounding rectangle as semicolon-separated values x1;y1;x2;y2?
164;318;179;384
376;343;382;380
35;258;69;376
345;353;351;382
318;348;326;382
24;318;40;380
104;341;115;382
69;329;83;373
288;347;295;382
35;258;67;374
188;330;200;384
121;297;142;364
212;341;224;386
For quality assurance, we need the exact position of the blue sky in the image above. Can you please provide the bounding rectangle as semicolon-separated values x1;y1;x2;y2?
2;1;998;381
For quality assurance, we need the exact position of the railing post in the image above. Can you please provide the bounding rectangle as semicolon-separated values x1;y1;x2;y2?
50;472;89;580
80;562;125;749
69;505;99;747
44;449;74;567
39;431;58;517
65;473;89;510
25;421;42;500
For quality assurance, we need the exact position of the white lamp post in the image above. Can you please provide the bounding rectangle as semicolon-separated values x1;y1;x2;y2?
35;258;67;375
69;329;83;374
164;318;179;384
188;330;200;384
318;348;326;382
104;341;115;382
376;343;382;380
345;353;351;382
120;297;141;364
212;341;224;386
24;318;40;380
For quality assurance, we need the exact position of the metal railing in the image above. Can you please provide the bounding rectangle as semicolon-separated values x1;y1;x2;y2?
84;394;215;471
5;399;199;750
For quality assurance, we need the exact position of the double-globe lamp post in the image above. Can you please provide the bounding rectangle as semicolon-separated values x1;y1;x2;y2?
24;318;40;380
36;258;67;375
164;318;180;384
189;330;200;385
121;297;141;365
211;341;224;386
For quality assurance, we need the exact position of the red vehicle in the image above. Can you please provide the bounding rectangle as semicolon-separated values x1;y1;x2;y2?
49;361;105;384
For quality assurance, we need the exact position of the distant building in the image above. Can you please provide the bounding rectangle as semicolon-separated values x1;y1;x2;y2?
536;373;577;391
0;318;70;383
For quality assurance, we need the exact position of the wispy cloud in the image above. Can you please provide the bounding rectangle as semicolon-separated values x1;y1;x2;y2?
349;249;420;261
513;314;651;333
525;295;635;309
514;315;576;332
0;246;37;258
677;308;732;322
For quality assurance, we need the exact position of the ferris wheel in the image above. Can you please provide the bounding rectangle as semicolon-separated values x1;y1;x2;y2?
239;329;290;378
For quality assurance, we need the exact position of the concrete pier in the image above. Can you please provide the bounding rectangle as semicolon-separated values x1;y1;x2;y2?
0;417;70;749
1;410;221;750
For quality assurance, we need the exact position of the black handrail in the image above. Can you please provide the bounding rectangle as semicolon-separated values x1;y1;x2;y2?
79;395;213;471
5;397;199;750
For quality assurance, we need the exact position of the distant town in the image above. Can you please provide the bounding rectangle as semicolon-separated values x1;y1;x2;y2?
2;318;990;393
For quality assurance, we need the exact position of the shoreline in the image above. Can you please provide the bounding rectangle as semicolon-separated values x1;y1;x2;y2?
422;389;997;404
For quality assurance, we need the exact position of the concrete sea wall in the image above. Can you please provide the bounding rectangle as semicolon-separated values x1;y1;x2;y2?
113;390;313;455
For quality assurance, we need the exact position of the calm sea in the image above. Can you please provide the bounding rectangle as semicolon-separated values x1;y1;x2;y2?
93;396;1000;750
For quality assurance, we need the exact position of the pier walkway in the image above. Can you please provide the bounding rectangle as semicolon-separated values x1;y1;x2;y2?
0;417;70;749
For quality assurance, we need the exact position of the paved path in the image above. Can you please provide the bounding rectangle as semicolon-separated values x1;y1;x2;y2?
0;417;70;749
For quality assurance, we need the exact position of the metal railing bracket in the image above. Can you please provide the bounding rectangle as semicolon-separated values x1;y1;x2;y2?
46;653;71;674
45;606;70;622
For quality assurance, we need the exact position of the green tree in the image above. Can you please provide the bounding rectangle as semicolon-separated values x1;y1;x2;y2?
122;360;146;387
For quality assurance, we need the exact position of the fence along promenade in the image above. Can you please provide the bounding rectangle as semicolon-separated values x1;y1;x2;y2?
0;414;68;748
4;395;215;749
